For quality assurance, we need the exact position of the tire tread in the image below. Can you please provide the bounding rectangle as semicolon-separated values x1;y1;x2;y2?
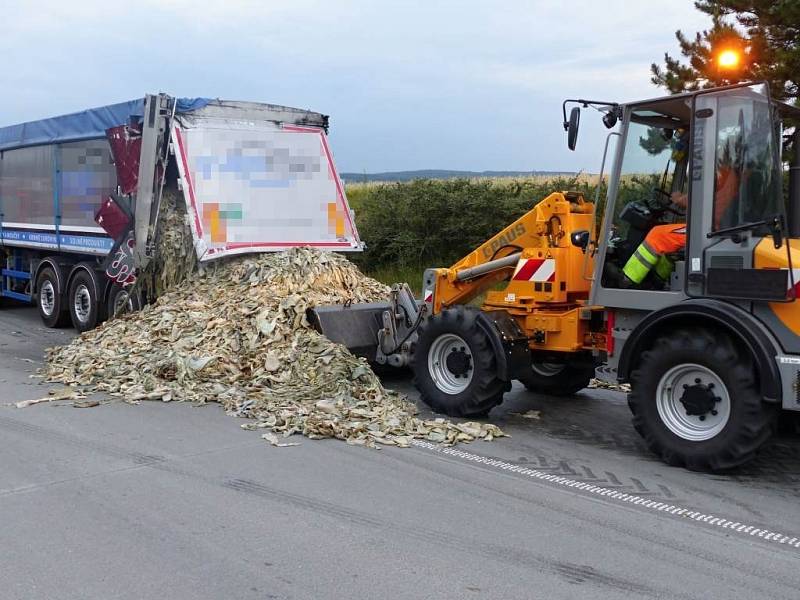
628;327;775;471
411;305;505;417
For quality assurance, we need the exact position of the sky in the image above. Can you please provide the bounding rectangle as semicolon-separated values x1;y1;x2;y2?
0;0;712;174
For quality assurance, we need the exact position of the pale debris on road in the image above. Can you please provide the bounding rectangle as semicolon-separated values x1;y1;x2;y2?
14;388;84;408
45;247;505;448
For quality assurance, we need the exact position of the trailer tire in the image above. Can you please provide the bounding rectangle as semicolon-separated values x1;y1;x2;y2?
628;327;776;472
106;284;140;320
68;268;102;332
412;305;508;418
517;356;595;396
36;266;69;328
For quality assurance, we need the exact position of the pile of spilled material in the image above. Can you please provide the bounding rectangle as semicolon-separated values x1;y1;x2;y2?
45;248;505;447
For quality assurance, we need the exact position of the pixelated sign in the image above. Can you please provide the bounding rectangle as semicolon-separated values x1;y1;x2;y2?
171;121;361;261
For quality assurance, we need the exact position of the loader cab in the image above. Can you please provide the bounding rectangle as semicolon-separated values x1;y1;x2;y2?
588;82;792;310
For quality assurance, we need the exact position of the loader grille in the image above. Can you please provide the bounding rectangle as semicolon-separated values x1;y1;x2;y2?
796;370;800;405
709;255;744;269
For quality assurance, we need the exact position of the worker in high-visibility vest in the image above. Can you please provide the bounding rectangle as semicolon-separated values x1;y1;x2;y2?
622;167;740;285
622;193;688;285
622;130;741;286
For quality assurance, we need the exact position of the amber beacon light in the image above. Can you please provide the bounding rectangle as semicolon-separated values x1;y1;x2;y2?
718;49;740;69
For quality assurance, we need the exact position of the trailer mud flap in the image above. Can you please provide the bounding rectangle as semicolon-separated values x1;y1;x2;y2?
476;310;531;381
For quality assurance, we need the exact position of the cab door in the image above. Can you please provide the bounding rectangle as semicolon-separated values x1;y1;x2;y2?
686;83;788;302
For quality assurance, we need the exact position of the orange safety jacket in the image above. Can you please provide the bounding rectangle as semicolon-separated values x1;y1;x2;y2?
622;166;740;284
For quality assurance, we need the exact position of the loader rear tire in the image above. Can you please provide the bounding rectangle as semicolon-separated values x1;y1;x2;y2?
518;356;595;396
628;328;776;472
412;306;508;418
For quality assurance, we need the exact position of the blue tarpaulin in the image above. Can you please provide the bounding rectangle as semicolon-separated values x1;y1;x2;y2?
0;97;211;152
175;97;211;113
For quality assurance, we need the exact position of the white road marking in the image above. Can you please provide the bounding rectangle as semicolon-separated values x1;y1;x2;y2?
412;440;800;551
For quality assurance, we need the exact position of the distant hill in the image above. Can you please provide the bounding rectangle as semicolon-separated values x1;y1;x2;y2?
340;169;577;183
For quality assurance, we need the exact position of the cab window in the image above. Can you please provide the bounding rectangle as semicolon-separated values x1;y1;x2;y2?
712;85;782;232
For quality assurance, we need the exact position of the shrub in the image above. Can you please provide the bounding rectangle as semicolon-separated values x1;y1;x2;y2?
348;176;605;272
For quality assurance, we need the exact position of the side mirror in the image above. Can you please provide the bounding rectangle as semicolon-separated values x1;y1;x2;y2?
567;106;580;151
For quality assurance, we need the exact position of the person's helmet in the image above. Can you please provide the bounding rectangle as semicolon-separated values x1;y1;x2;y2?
671;128;689;162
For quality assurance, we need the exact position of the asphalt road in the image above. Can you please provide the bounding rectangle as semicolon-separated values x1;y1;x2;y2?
1;302;799;599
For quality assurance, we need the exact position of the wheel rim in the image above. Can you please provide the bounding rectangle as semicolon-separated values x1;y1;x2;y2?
656;363;731;442
73;284;92;324
531;362;566;377
111;290;132;318
40;280;56;317
428;333;473;394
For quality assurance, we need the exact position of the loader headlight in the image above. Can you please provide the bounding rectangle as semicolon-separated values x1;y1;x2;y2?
602;110;618;129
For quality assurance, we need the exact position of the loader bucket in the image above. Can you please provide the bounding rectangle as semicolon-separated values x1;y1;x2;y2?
307;302;389;360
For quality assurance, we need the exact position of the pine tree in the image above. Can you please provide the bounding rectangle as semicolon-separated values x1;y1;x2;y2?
651;1;800;103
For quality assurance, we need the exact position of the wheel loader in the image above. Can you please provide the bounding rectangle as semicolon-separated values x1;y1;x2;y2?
311;82;800;471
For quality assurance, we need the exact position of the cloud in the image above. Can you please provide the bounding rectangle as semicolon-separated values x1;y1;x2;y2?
0;0;712;171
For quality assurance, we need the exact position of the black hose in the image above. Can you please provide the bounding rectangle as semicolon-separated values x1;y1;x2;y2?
383;303;427;356
489;244;524;261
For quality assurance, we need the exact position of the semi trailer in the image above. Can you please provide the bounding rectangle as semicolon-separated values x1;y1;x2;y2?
0;94;360;331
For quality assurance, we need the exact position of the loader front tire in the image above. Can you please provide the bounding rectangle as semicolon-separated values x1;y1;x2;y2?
628;328;776;472
412;306;508;418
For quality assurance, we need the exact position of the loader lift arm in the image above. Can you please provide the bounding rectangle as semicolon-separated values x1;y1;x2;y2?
311;189;603;370
425;191;596;314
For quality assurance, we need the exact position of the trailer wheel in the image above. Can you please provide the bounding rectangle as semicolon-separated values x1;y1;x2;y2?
35;266;69;328
106;284;140;320
68;268;102;332
412;305;508;417
517;356;595;396
628;328;776;471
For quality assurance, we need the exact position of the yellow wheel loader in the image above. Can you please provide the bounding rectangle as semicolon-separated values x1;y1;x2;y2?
311;82;800;471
